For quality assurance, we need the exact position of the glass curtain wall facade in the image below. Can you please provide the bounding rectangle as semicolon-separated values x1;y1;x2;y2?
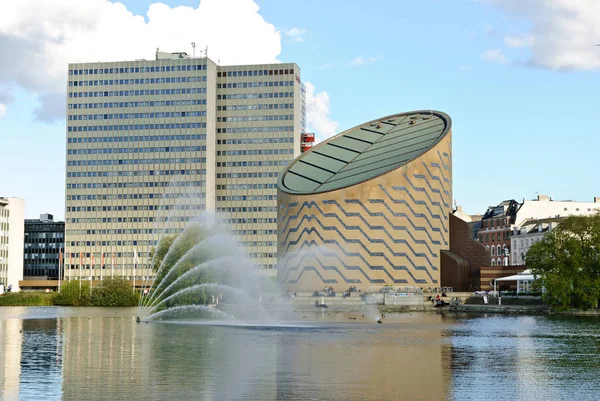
23;216;65;279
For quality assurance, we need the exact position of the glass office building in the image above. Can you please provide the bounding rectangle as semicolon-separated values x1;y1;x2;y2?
23;214;65;279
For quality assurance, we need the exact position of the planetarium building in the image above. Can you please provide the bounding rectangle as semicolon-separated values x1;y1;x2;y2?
277;110;452;291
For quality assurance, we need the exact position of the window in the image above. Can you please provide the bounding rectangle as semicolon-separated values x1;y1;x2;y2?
491;246;495;256
491;260;496;267
497;245;501;256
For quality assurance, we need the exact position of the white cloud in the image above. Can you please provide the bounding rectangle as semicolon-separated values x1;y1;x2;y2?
0;0;283;121
504;34;535;48
0;103;6;119
304;82;338;143
490;0;600;70
284;27;307;42
351;56;376;66
481;49;507;64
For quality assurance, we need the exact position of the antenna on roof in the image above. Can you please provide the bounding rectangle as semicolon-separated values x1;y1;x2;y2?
155;47;159;60
205;45;208;59
191;42;196;58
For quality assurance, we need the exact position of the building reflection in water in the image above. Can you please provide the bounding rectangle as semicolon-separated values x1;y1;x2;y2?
274;313;452;401
0;311;455;401
0;317;22;401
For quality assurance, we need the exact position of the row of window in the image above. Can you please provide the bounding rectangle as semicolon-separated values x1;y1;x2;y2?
216;206;278;213
225;218;276;224
479;231;510;242
217;81;294;88
69;111;207;121
216;126;294;134
483;218;510;229
216;160;290;168
67;181;204;189
69;66;296;77
66;192;205;201
25;239;63;245
67;159;206;169
24;233;64;239
66;205;204;213
216;172;279;179
245;242;277;247
68;134;206;144
216;149;293;156
218;69;294;77
217;115;293;122
514;237;541;248
69;75;207;87
70;99;206;109
232;229;276;235
217;184;277;190
68;88;207;101
67;168;206;178
217;92;293;100
67;122;208;132
68;217;191;224
217;137;294;145
69;65;208;75
69;76;208;87
216;195;276;201
24;248;61;254
487;244;508;257
67;145;206;155
219;103;293;111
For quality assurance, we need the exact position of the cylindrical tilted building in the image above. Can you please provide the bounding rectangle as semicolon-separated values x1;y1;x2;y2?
277;110;452;291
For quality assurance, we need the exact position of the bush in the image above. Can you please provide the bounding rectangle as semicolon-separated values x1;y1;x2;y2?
92;278;139;307
53;280;91;306
0;292;53;306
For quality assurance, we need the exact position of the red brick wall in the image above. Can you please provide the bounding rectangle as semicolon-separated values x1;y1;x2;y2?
441;214;491;290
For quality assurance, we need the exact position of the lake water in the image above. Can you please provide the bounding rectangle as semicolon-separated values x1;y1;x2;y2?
0;307;598;401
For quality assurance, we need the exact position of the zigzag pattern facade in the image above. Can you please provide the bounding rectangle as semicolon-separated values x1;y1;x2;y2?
283;225;436;282
280;241;409;284
282;211;438;266
277;114;452;291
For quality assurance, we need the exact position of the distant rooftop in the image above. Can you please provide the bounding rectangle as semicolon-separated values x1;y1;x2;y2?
278;110;451;195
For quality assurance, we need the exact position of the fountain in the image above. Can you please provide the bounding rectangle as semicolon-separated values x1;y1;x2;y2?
137;212;287;323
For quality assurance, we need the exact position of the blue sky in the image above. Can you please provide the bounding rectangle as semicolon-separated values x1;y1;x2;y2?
1;0;599;220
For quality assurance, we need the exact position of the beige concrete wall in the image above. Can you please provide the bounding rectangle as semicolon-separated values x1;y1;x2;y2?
278;133;452;292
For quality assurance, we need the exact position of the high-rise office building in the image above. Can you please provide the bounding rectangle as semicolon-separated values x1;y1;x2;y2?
65;51;303;281
23;214;65;279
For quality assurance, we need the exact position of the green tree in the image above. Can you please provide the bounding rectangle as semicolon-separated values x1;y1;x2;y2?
526;214;600;311
53;281;91;306
92;278;139;306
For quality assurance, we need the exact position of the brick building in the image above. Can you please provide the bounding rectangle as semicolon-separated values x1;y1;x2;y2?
478;200;519;266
